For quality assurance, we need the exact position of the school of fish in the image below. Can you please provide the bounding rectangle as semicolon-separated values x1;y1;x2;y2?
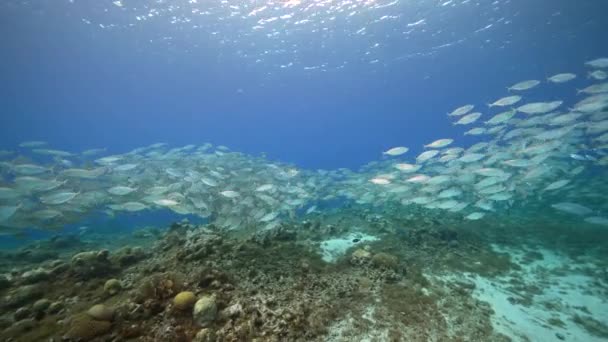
1;58;608;233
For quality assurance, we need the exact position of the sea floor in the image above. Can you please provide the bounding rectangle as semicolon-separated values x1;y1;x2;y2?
0;210;607;341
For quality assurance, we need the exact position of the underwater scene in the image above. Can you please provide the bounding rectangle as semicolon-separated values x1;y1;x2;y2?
1;0;608;341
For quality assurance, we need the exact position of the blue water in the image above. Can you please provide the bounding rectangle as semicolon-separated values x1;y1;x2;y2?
1;0;606;170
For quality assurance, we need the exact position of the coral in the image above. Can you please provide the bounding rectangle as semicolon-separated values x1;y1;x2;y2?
87;304;115;321
3;284;44;309
0;275;10;290
65;313;112;341
174;291;197;310
112;246;146;266
193;294;217;327
70;250;114;278
350;248;372;265
20;268;50;284
371;252;399;270
104;278;122;295
32;298;51;313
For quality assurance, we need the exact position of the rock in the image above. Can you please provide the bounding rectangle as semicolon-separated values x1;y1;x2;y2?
87;304;115;321
65;313;112;341
104;279;122;295
371;252;399;270
192;294;217;327
21;268;51;284
193;328;215;342
350;248;372;265
112;246;146;266
4;284;44;308
221;302;243;319
71;250;113;278
0;274;11;289
32;298;51;313
14;307;31;321
174;291;197;311
48;301;63;314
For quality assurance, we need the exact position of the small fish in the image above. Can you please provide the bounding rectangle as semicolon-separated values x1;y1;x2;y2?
424;139;453;149
465;212;485;220
220;190;240;198
394;163;421;172
508;80;540;91
516;101;563;115
588;70;608;80
488;95;522;107
551;202;593;216
585;57;608;69
454;112;482;125
154;199;179;206
416;150;440;163
544;179;570;191
108;186;137;196
485;109;517;125
370;177;391;185
448;104;475;117
40;191;78;205
19;141;47;148
383;146;409;156
547;73;576;83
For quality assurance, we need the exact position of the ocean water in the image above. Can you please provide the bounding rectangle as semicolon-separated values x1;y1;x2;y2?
1;0;608;341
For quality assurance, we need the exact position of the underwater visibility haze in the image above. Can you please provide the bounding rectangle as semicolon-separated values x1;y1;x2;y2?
1;0;608;341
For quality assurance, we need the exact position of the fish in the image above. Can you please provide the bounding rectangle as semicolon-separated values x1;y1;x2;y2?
416;150;440;163
40;191;78;205
448;104;474;117
508;80;540;91
488;95;522;107
584;216;608;226
547;73;576;83
114;164;138;172
19;141;47;148
516;101;563;115
394;163;421;172
153;199;179;206
370;177;391;185
551;202;593;216
13;164;48;175
108;186;138;196
585;57;608;69
454;112;482;125
383;147;409;156
406;174;430;183
588;70;608;81
464;127;487;136
485;109;517;125
578;82;608;95
465;212;485;220
0;187;20;200
32;149;73;157
424;139;453;149
220;190;240;198
544;179;570;191
0;205;20;222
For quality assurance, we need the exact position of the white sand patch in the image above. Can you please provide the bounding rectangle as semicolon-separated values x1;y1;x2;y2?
319;232;378;263
436;245;608;341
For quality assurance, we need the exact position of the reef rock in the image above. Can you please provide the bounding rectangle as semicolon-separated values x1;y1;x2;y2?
65;314;112;341
193;294;217;327
21;268;50;284
87;304;115;321
103;279;122;295
350;248;372;265
70;250;113;278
